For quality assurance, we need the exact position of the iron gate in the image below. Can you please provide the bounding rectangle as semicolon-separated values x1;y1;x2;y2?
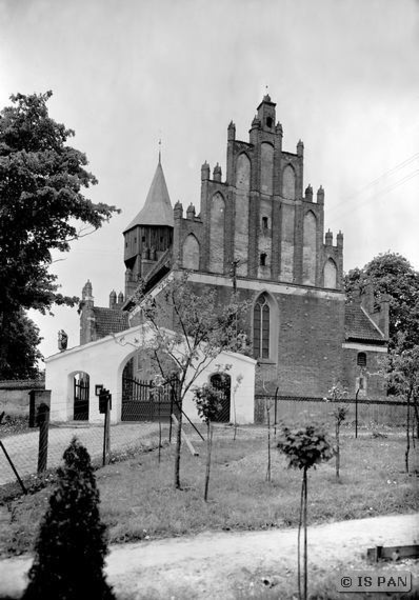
121;377;180;422
74;377;89;420
210;373;231;422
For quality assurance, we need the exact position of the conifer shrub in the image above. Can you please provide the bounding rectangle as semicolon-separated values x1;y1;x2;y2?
23;437;115;600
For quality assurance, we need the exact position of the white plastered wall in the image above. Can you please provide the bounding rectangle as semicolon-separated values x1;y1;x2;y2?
45;324;256;424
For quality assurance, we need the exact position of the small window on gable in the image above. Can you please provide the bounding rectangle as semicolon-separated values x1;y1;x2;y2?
262;216;269;230
357;352;367;367
260;253;267;267
266;117;273;128
142;236;146;242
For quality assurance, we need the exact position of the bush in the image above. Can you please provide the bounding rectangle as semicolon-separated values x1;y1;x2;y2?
23;437;115;600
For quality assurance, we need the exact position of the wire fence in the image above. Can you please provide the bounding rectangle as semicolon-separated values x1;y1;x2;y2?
0;412;170;501
254;396;411;429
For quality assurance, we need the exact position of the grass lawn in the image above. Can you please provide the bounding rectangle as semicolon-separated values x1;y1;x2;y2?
0;424;418;557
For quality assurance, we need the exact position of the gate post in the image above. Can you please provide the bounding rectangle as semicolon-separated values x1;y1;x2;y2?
37;403;50;474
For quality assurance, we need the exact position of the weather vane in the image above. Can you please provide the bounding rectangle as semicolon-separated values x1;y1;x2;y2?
158;132;162;163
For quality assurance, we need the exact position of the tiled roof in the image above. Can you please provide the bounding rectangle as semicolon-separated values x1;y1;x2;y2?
344;303;385;343
124;161;174;231
92;308;129;339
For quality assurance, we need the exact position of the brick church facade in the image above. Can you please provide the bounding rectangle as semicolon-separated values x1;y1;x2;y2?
80;95;388;405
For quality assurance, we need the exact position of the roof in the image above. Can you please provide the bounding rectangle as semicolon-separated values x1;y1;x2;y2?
92;308;129;338
122;248;173;311
344;303;385;343
124;160;174;231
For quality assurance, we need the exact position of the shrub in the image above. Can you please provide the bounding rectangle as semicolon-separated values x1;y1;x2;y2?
23;437;115;600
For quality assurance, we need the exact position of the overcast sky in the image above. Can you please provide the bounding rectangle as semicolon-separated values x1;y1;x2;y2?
1;0;418;361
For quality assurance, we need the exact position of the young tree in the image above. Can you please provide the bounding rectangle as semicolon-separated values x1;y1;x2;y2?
327;383;348;481
385;342;419;473
277;424;334;600
23;438;115;600
193;382;223;501
0;91;119;375
129;272;249;489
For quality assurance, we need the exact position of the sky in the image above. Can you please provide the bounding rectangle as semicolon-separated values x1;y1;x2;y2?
1;0;418;362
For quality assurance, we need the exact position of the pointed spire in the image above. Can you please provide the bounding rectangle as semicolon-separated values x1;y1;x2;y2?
124;160;174;231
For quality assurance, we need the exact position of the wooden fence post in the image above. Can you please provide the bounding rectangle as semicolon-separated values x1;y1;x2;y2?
37;403;50;474
103;396;111;466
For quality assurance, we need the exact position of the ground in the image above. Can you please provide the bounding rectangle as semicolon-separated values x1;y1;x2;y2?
1;514;418;599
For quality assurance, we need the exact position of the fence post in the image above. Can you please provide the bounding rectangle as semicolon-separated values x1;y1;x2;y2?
37;403;50;475
102;395;111;466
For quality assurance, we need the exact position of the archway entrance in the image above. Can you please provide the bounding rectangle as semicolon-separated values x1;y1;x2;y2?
210;373;231;423
73;372;89;421
121;358;180;422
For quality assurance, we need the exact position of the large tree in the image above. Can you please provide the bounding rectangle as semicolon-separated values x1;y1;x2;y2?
0;91;119;377
344;252;419;351
0;309;43;380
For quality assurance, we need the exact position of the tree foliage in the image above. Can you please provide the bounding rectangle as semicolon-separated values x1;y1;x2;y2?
0;91;119;377
344;252;419;351
23;438;115;600
0;309;43;379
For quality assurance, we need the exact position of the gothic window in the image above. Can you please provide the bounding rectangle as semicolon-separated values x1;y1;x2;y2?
303;211;317;285
260;253;267;266
209;192;225;273
324;258;338;288
282;165;296;200
253;294;270;359
262;216;269;230
182;234;200;270
261;143;274;195
357;352;367;367
266;116;273;128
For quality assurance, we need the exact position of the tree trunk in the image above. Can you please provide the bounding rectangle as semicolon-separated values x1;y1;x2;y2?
204;421;213;502
174;401;183;489
265;402;271;482
405;395;411;474
303;467;308;600
336;421;340;480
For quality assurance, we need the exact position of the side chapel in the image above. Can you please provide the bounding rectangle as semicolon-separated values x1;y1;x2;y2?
79;95;388;419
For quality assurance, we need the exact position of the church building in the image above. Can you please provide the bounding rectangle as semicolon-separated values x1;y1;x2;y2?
78;95;388;420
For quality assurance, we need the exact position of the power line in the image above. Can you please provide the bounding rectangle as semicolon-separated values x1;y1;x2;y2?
328;152;419;215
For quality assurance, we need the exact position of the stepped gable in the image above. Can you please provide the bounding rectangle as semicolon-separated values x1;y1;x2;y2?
91;307;129;338
124;160;174;231
344;303;386;343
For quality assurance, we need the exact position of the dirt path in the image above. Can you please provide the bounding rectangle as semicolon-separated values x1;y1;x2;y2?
1;514;418;599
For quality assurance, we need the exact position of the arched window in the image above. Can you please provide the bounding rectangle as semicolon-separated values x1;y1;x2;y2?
357;352;367;367
209;192;225;273
182;234;200;270
282;165;296;200
253;294;270;359
261;143;274;195
324;258;338;289
303;211;317;285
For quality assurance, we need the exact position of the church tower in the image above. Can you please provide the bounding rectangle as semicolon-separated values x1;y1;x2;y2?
123;156;174;298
